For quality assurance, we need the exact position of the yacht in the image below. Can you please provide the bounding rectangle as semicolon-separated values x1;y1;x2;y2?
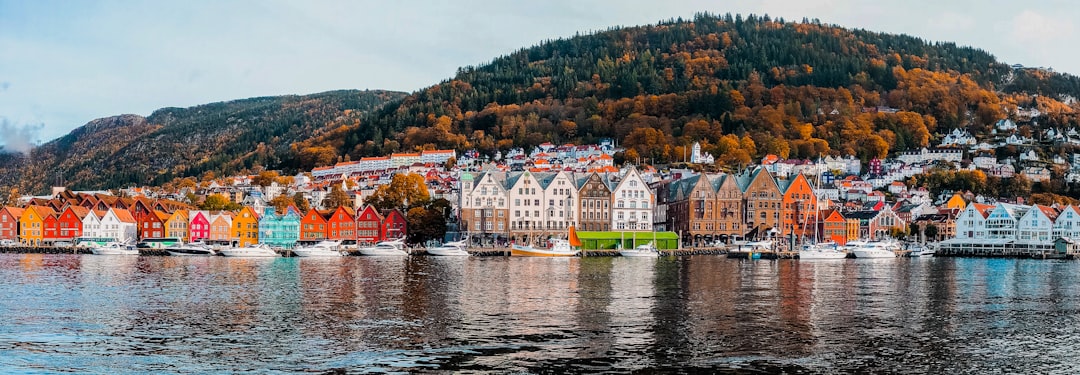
426;239;470;256
511;239;578;257
799;242;848;260
619;241;661;257
90;242;140;255
164;242;216;256
849;240;900;258
359;238;409;256
292;240;346;257
219;243;279;257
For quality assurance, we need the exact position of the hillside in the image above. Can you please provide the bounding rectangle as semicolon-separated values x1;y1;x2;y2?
0;90;406;194
301;13;1080;166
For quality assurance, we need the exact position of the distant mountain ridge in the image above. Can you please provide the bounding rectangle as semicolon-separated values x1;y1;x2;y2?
0;89;406;193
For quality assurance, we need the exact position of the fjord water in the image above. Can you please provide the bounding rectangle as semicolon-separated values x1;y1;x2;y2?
1;255;1079;373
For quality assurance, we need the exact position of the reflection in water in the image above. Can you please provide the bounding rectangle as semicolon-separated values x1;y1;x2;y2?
3;255;1080;373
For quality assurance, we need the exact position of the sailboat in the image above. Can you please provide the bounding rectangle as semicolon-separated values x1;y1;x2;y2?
511;226;580;257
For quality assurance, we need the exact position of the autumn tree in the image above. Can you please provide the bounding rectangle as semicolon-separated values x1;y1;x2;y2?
269;194;294;214
321;184;352;209
253;170;280;187
292;192;311;213
367;173;431;211
200;194;241;211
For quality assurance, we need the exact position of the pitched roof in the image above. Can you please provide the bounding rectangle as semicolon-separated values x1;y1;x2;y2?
65;206;91;219
112;208;137;223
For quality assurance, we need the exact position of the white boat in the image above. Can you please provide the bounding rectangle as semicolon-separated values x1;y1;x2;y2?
90;242;140;255
799;242;848;260
165;242;216;256
292;240;346;257
426;240;470;256
359;238;409;256
739;240;773;251
511;239;578;257
849;240;899;258
904;243;926;257
922;242;938;256
219;244;279;257
619;241;660;257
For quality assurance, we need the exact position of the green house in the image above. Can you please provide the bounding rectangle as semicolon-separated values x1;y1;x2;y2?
259;206;301;248
576;231;679;250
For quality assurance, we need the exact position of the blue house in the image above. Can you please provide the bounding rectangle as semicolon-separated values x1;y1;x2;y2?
259;205;301;248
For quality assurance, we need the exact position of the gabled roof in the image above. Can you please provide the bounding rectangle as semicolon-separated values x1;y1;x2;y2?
971;203;994;218
65;206;91;220
112;208;137;223
1;206;25;219
1036;205;1060;222
153;210;172;222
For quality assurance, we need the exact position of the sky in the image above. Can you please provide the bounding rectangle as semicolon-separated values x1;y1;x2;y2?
1;0;1078;149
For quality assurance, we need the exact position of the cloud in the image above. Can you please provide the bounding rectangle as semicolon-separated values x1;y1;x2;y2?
927;11;976;33
1009;10;1075;44
0;117;42;154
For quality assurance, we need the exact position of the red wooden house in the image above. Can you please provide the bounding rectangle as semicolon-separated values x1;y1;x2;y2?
355;205;383;244
39;207;60;243
382;209;407;240
189;211;210;243
138;210;170;240
324;206;355;240
56;206;90;240
300;208;327;241
0;206;24;241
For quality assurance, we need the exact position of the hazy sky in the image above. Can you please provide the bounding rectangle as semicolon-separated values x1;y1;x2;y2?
1;0;1078;147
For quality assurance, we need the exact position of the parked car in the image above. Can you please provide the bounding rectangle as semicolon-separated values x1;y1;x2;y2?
0;239;17;247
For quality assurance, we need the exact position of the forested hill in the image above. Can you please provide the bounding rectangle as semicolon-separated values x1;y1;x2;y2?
309;12;1080;167
0;89;405;193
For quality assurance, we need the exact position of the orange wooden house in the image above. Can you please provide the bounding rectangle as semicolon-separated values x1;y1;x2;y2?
324;206;355;241
300;208;328;241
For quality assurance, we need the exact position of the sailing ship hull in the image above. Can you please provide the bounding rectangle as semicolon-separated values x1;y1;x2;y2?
510;245;577;257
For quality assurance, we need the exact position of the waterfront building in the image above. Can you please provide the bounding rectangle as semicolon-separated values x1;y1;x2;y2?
164;210;189;241
738;167;783;236
779;173;818;239
258;206;301;248
383;209;407;240
102;208;138;244
325;206;356;241
300;208;328;241
55;206;90;242
138;211;169;240
208;211;234;243
189;211;210;243
232;207;260;247
576;172;612;232
0;207;24;241
459;172;509;242
19;205;53;245
355;205;383;244
819;209;847;244
1053;206;1080;239
610;167;653;231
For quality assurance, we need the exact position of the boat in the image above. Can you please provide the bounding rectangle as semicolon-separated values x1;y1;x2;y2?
165;242;216;256
511;239;578;257
799;242;848;260
358;238;409;256
426;239;470;256
219;243;279;257
90;242;140;255
292;240;346;257
904;242;926;257
922;242;938;256
849;240;899;258
619;241;660;257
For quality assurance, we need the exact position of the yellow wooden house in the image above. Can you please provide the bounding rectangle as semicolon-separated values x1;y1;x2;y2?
945;193;967;210
164;209;190;242
19;205;54;246
232;207;260;247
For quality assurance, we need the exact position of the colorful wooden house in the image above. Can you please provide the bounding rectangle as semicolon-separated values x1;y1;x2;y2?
300;208;328;241
324;206;355;241
0;206;25;241
99;208;138;244
208;211;234;243
258;206;301;248
819;209;848;245
139;210;170;240
42;212;60;244
232;207;260;247
164;209;190;241
56;206;90;241
189;210;211;243
382;209;407;240
355;205;383;244
19;205;55;245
